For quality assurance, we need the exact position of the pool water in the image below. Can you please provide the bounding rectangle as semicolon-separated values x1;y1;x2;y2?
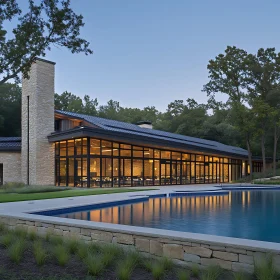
55;190;280;243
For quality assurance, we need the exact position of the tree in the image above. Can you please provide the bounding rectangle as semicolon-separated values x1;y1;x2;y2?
54;91;83;112
0;0;92;84
203;46;255;179
0;83;21;136
266;88;280;175
245;48;280;175
83;95;98;116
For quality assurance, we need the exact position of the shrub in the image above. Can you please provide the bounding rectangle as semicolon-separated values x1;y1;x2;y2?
0;223;6;233
142;258;153;272
191;264;200;278
84;254;104;276
117;259;134;280
29;230;37;241
14;226;27;239
160;256;173;271
14;185;70;194
33;241;47;266
0;233;13;248
101;251;115;267
101;243;123;258
45;230;52;242
65;238;79;254
201;265;222;280
53;244;70;266
1;182;25;192
151;263;165;280
126;250;141;267
254;255;278;280
233;271;246;280
178;270;191;280
76;243;88;260
88;242;101;254
50;235;63;245
8;238;26;264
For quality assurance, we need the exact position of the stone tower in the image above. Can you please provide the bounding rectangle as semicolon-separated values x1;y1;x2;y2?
21;58;55;185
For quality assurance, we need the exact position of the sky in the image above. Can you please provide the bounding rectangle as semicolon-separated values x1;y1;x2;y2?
16;0;280;111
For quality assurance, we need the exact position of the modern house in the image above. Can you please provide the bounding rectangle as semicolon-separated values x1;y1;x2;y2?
0;58;263;187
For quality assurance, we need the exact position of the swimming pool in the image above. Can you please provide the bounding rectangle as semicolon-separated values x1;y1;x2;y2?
36;189;280;243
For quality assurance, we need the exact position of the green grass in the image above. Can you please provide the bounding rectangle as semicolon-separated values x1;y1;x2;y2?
254;180;280;185
0;187;152;203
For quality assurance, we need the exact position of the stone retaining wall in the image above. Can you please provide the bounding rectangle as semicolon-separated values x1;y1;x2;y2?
1;216;279;274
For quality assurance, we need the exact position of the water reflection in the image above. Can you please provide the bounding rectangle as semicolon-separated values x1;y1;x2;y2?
58;190;280;243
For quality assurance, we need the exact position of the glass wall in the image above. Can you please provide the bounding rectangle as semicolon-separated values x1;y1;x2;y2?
55;137;247;187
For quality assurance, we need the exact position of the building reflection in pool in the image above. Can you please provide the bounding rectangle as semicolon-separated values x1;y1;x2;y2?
57;190;280;243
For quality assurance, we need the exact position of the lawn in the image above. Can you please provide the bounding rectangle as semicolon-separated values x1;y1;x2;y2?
0;225;267;280
0;185;153;203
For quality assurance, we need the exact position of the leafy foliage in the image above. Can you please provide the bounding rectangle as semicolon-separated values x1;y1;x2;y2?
0;0;92;84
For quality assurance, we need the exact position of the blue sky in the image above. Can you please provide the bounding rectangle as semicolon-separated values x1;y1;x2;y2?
36;0;280;110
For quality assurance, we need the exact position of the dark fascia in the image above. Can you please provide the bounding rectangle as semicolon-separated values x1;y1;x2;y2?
48;126;249;159
35;57;56;65
0;147;21;152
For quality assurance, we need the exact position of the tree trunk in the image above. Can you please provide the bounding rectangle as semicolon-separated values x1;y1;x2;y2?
247;139;253;182
273;123;279;176
261;133;266;177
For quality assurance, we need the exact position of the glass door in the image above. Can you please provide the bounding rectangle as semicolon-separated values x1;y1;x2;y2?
160;160;171;185
171;162;177;184
120;159;132;187
196;163;205;183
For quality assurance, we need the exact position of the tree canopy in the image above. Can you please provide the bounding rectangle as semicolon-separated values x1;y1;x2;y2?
0;0;92;84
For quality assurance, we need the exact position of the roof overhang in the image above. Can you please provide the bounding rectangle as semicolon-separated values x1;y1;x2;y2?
48;126;249;159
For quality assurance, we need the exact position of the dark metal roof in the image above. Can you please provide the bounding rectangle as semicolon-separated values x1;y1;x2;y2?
54;110;248;158
0;137;21;151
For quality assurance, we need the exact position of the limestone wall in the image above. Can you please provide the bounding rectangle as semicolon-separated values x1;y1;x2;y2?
1;215;279;273
21;59;55;185
0;152;21;183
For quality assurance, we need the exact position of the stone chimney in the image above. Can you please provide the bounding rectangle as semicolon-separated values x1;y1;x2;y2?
136;121;153;129
21;58;55;185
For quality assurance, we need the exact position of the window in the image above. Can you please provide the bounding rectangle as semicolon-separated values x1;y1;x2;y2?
133;146;143;158
68;140;74;156
196;155;204;162
60;141;67;156
172;152;181;160
120;144;131;157
182;153;190;160
161;151;171;159
102;140;112;156
90;139;100;155
54;137;243;187
75;139;82;155
144;148;153;158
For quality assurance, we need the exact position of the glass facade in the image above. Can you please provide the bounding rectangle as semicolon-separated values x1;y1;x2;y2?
54;137;257;188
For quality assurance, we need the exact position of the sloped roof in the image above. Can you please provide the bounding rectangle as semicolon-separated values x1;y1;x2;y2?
55;110;248;158
0;137;21;151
